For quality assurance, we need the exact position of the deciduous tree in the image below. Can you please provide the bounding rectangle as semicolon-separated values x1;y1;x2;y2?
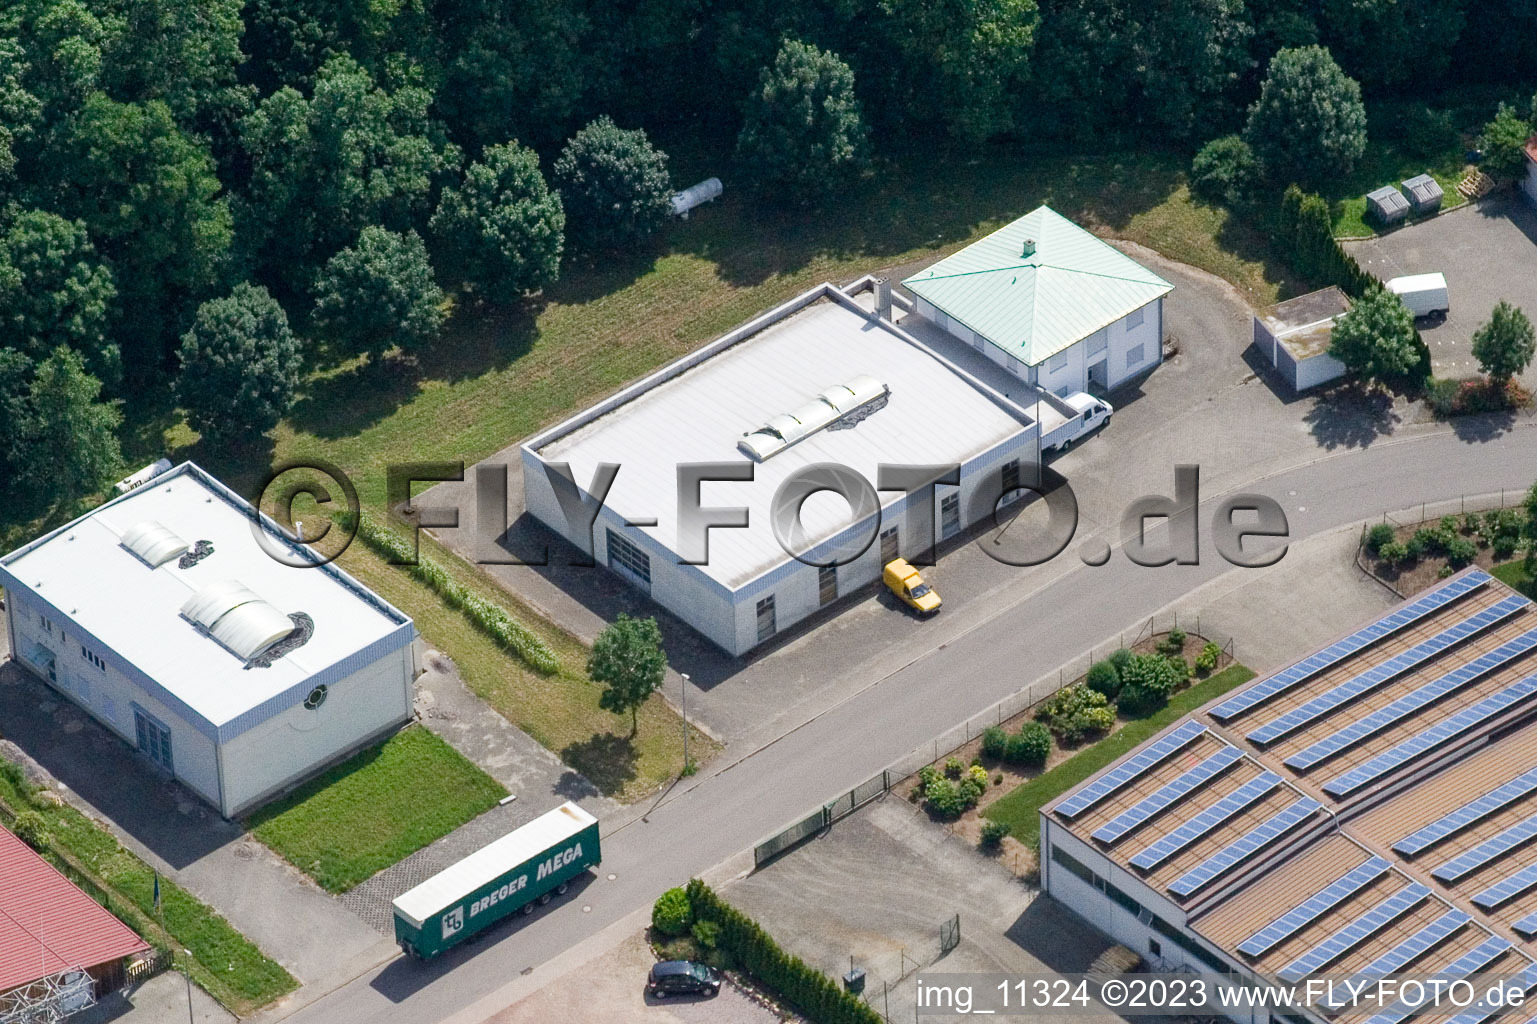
430;141;563;296
553;116;672;252
16;347;121;508
176;282;302;444
1329;287;1419;381
0;208;117;384
313;227;445;356
1472;300;1537;386
736;39;870;200
588;613;667;737
1244;45;1367;187
1479;104;1534;181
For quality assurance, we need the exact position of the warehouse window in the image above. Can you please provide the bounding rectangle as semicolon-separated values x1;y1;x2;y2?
1126;306;1145;329
1126;343;1144;369
756;595;777;643
818;566;837;607
941;493;961;539
1050;845;1095;885
39;613;53;634
133;707;173;773
880;527;899;564
1087;329;1108;355
1048;351;1069;373
81;645;105;671
606;529;651;587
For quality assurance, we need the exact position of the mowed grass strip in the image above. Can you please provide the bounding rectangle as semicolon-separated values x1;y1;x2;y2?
246;725;507;893
334;532;719;802
0;764;296;1015
983;664;1256;848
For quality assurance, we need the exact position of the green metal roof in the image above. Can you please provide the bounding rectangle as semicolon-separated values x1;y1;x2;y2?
902;206;1174;367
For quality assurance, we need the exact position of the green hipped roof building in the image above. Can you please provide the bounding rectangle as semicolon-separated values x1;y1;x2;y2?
903;206;1174;368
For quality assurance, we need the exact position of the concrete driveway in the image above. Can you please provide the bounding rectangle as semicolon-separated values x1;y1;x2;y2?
1343;195;1537;381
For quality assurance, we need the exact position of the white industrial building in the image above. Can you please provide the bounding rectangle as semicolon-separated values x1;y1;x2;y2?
0;462;420;817
522;280;1062;656
903;206;1174;396
1252;286;1351;392
1524;136;1537;207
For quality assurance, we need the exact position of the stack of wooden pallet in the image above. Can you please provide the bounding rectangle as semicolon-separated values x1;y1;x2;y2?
1458;169;1496;199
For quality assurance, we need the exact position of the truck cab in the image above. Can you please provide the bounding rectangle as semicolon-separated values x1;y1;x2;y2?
883;558;941;615
1044;392;1113;453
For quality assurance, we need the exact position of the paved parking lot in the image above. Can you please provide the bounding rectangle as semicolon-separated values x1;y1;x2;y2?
1344;195;1537;381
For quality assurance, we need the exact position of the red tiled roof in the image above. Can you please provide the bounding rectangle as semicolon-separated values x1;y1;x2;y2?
1526;135;1537;164
0;826;148;992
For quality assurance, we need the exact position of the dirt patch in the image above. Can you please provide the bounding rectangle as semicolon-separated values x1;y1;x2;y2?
1359;513;1519;596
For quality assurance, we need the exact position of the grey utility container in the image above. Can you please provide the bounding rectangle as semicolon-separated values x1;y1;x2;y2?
1366;185;1410;225
1400;174;1444;215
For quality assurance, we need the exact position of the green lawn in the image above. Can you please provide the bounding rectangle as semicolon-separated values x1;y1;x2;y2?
983;664;1256;848
0;762;296;1015
1331;145;1469;238
1492;560;1533;596
245;725;507;893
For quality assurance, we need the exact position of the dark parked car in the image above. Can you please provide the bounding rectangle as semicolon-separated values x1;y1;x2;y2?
647;960;722;998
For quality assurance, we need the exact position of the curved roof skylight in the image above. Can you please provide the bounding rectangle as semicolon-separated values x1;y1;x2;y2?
121;520;190;568
180;580;295;662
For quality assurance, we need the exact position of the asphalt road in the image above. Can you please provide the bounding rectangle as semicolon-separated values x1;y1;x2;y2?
266;423;1537;1024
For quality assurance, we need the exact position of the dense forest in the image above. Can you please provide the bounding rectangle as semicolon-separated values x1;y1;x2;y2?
1;0;1535;513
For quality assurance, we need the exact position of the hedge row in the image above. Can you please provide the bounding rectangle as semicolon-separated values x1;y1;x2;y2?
1279;185;1380;299
685;879;882;1024
347;511;560;674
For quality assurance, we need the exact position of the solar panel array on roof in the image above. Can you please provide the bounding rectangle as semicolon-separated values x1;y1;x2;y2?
1514;914;1537;939
1168;798;1321;898
1278;883;1432;981
1248;595;1530;745
1362;936;1513;1024
1472;864;1537;910
1286;629;1537;773
1210;572;1490;722
1128;772;1282;871
1056;720;1207;819
1395;766;1537;856
1324;910;1471;1008
1444;965;1537;1024
1432;814;1537;883
1236;857;1391;957
1323;674;1537;798
1093;747;1245;844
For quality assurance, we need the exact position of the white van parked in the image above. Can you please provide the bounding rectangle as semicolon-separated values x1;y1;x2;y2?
1386;273;1449;320
1044;392;1113;453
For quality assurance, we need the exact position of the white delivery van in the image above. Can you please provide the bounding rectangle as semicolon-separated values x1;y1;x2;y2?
1386;273;1449;319
1044;392;1113;452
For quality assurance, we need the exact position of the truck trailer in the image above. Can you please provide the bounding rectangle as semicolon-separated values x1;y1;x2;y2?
392;801;601;959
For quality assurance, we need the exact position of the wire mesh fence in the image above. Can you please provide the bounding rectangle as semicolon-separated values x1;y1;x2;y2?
752;612;1239;869
1355;490;1527;598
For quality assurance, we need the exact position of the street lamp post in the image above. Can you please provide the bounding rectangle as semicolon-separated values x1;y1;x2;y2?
182;950;194;1024
680;672;690;774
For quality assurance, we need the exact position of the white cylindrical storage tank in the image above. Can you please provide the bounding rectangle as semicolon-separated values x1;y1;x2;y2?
671;177;724;218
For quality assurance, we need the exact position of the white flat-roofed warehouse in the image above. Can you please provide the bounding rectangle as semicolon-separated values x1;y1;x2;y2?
0;462;420;817
523;281;1042;655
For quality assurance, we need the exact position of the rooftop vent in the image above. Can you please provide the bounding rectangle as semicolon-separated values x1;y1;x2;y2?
738;376;889;461
121;520;190;568
1021;237;1036;258
180;579;296;663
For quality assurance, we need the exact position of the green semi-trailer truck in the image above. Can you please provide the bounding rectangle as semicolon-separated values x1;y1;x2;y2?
392;801;600;959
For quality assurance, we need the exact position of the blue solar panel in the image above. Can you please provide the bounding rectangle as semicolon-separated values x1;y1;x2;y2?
1210;571;1491;723
1472;863;1537;910
1129;773;1282;871
1362;936;1514;1024
1056;720;1208;819
1323;910;1471;1009
1092;747;1245;845
1323;674;1537;798
1236;857;1391;957
1515;914;1537;939
1443;965;1537;1024
1168;798;1321;899
1278;883;1431;981
1432;813;1537;883
1395;766;1537;857
1248;595;1529;746
1287;629;1537;774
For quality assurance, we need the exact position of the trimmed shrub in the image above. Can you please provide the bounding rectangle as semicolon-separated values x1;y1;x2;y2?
1085;659;1121;698
1379;540;1410;564
348;512;558;673
1366;523;1395;553
1036;685;1115;743
1160;627;1188;654
924;777;969;817
980;819;1011;849
1117;653;1187;716
1405;532;1429;560
685;880;884;1024
1445;536;1478;568
653;887;692;937
981;726;1008;759
11;810;48;850
1191;135;1259;206
1494;535;1520;560
1195;642;1221;674
692;919;721;950
943;756;965;779
1108;648;1133;675
1007;722;1053;768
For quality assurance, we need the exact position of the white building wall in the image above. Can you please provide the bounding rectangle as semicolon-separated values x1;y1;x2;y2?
1106;298;1164;389
1293;351;1347;391
218;645;413;816
1524;159;1537;206
1038;341;1088;395
5;591;223;807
